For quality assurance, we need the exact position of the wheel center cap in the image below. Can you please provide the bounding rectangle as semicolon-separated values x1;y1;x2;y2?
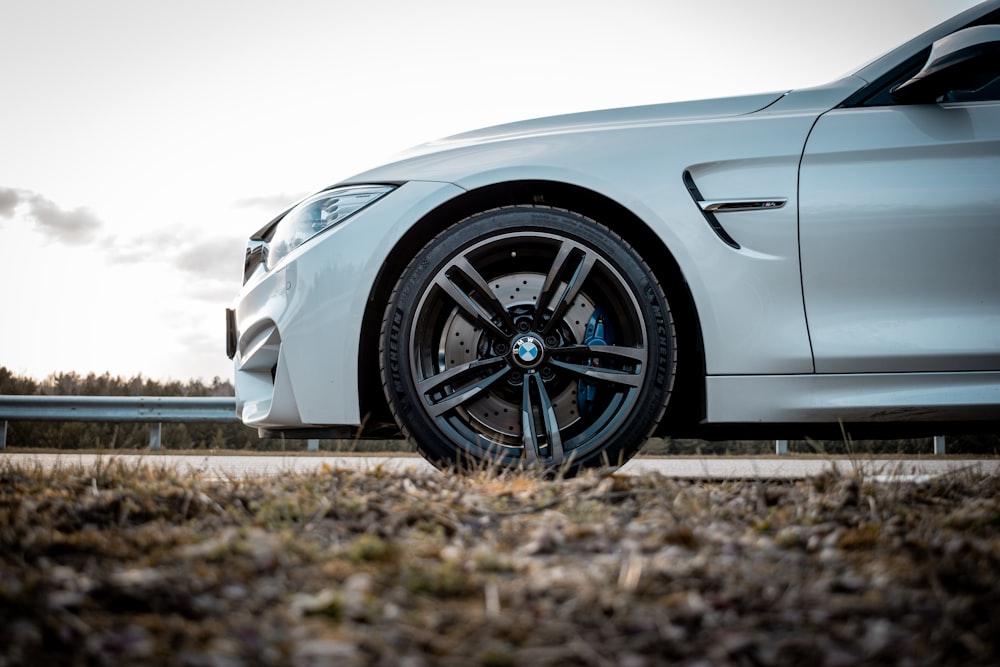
511;334;544;368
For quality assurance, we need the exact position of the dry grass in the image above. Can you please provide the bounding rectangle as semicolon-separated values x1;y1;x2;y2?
1;458;998;666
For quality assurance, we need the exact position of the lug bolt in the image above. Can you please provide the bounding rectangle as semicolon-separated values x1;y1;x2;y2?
545;335;559;346
495;342;508;355
540;366;554;380
516;321;531;333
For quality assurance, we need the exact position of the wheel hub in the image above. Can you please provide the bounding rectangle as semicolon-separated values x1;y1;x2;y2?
437;272;596;436
511;334;544;369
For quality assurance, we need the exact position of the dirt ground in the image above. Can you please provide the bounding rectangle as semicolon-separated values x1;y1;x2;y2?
1;458;998;666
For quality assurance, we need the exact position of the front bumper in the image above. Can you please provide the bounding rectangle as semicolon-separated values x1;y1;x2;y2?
228;180;464;430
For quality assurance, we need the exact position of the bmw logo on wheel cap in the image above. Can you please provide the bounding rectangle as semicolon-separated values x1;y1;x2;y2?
512;335;544;368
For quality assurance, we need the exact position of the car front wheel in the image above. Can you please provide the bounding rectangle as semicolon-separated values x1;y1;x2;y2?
380;206;675;474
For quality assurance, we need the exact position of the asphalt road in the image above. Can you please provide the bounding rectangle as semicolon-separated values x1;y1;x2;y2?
3;452;997;480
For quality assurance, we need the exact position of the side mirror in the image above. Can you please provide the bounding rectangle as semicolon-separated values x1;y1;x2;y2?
891;25;1000;103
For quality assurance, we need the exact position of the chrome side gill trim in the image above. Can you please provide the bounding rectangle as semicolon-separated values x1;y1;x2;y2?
699;199;787;213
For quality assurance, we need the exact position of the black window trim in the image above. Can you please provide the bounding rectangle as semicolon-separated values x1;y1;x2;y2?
839;8;1000;109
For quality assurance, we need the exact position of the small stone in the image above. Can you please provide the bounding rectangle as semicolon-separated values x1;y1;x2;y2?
293;639;361;667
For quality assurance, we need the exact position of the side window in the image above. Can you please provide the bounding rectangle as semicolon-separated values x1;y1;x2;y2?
852;51;927;107
843;10;1000;108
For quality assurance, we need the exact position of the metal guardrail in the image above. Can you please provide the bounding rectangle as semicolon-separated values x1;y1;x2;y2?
0;395;238;450
0;395;949;455
777;436;946;455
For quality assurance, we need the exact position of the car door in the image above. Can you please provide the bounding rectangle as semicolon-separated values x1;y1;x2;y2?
798;77;1000;374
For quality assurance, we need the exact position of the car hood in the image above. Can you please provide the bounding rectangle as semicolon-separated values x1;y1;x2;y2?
348;92;785;182
403;91;786;156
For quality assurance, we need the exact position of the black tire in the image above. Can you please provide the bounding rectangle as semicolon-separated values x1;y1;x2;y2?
380;206;675;474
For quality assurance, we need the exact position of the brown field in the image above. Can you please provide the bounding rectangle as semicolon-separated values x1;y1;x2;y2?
1;458;998;666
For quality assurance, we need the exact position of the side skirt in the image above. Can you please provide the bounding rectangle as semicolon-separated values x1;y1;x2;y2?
705;371;1000;424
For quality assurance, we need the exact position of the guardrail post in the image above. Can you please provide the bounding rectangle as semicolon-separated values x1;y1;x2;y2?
1;420;6;449
934;435;946;455
150;423;162;450
775;439;788;456
307;438;319;452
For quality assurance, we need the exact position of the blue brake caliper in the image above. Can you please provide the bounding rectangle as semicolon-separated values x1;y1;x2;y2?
577;307;613;417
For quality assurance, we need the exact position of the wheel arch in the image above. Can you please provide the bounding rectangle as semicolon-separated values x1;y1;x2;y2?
356;179;706;437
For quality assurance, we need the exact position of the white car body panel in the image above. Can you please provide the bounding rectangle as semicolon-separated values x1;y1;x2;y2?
353;82;863;379
801;101;1000;373
235;181;464;427
230;1;1000;434
706;372;1000;423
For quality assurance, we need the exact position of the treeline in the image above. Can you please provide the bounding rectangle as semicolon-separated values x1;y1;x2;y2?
0;366;406;452
1;366;996;454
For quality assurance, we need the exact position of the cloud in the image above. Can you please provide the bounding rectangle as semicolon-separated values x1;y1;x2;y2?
28;196;102;245
0;187;20;218
4;185;241;303
0;186;103;245
105;231;177;265
175;236;245;284
108;230;242;277
107;228;244;299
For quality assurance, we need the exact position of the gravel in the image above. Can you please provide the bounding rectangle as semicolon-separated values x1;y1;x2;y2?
1;457;998;666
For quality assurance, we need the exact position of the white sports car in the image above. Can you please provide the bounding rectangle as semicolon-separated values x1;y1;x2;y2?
228;2;1000;472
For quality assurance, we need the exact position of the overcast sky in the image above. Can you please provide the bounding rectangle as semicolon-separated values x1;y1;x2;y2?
0;0;983;383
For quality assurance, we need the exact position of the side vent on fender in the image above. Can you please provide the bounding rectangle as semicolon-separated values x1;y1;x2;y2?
683;171;741;249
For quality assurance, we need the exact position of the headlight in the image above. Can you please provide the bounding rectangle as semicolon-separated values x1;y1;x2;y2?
266;184;395;268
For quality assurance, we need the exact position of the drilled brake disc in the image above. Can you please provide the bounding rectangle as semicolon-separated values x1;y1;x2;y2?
437;273;596;439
